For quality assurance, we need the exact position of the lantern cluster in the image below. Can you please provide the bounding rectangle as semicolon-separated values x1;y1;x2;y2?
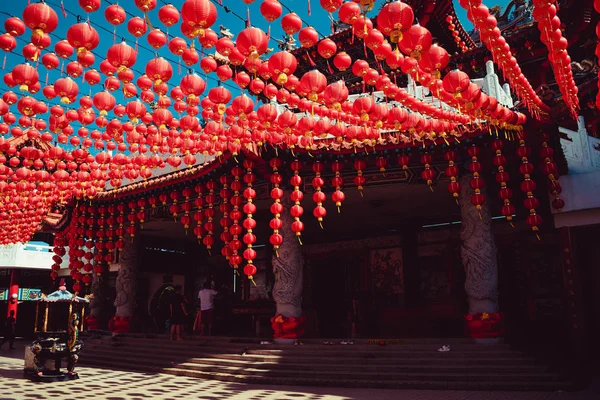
531;0;579;117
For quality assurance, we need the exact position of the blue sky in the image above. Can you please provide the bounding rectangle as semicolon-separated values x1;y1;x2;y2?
0;0;512;146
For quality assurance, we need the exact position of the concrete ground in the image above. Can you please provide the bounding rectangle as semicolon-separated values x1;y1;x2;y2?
0;340;599;400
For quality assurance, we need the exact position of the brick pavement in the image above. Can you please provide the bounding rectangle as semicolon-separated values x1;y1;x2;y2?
0;341;598;400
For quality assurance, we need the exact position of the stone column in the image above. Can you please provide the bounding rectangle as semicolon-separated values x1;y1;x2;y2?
272;195;304;343
89;271;109;330
459;175;499;315
112;235;141;333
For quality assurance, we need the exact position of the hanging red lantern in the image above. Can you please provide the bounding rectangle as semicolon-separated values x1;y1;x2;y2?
261;0;283;22
105;4;127;25
331;160;345;212
289;159;305;242
158;3;180;27
181;0;218;36
492;139;515;224
67;23;100;55
377;1;414;43
516;135;542;236
128;16;148;37
23;2;59;40
539;132;564;211
281;13;302;35
333;51;352;71
311;161;327;227
420;153;436;188
444;149;460;201
237;27;269;60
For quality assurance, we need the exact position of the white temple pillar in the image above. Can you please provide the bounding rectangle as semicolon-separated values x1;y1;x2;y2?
459;175;499;316
271;194;304;343
111;235;141;334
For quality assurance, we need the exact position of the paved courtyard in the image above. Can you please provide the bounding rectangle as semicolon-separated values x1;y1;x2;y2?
0;340;599;400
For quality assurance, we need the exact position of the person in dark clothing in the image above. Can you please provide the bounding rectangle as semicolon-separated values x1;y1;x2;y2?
169;285;187;341
1;310;16;350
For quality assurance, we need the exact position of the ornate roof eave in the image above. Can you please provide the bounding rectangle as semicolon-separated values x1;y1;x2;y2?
92;153;231;201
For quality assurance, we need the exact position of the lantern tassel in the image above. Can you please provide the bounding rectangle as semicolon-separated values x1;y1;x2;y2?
327;60;333;74
2;55;5;70
359;190;364;198
144;12;153;30
207;249;212;256
535;233;541;241
267;25;271;41
60;0;67;18
307;51;316;67
250;277;256;286
319;221;323;229
337;206;341;214
297;236;303;245
429;185;434;192
275;249;279;258
246;7;251;28
308;0;311;15
509;221;515;228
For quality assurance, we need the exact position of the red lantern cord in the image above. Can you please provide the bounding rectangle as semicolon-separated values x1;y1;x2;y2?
193;184;206;245
331;160;345;213
467;145;485;218
230;166;244;270
492;138;515;226
532;3;579;118
353;158;366;196
169;190;180;222
312;161;326;229
539;132;565;211
269;158;284;257
181;187;194;234
290;159;305;244
242;159;257;282
444;149;460;203
516;135;542;239
420;153;436;191
219;175;233;262
203;180;218;254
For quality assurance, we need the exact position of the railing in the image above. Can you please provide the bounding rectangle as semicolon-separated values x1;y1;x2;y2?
559;116;600;174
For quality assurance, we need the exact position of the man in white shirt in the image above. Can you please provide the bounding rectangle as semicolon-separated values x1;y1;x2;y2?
197;281;218;336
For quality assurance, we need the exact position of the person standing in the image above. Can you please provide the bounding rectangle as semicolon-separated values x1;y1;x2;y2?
0;310;16;350
198;281;218;336
169;285;187;341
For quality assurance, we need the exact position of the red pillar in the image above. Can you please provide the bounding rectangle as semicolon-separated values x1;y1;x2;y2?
7;269;20;319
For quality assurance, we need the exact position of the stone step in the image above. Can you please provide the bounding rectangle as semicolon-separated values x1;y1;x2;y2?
80;351;547;373
101;336;511;350
83;345;537;367
79;358;571;391
84;345;528;363
86;339;521;357
89;333;483;345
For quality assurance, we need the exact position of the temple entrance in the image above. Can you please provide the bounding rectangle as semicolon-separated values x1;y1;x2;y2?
311;251;362;338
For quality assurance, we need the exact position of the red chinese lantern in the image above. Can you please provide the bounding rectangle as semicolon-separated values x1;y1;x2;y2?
23;2;59;39
181;0;218;36
268;51;298;85
420;153;436;188
377;1;415;43
158;3;180;27
281;13;302;35
299;27;319;48
105;4;126;25
146;57;173;84
67;23;100;55
236;27;269;60
289;159;304;242
333;51;352;71
442;69;471;98
261;0;283;22
107;41;137;69
147;29;168;49
331;160;345;212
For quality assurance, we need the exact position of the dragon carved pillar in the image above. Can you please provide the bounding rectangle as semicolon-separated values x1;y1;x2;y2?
459;175;499;315
111;235;141;333
271;194;304;343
